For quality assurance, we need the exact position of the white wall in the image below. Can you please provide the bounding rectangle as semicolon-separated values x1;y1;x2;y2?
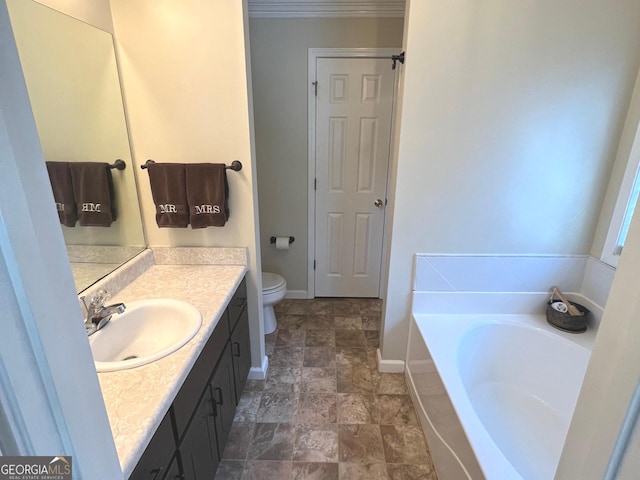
249;17;403;292
110;0;265;371
591;68;640;259
381;0;640;362
556;166;640;478
34;0;112;33
0;0;122;476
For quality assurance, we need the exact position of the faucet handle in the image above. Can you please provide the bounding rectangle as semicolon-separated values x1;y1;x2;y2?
90;289;111;309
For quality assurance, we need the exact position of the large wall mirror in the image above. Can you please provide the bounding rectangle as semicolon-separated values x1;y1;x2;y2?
8;0;146;293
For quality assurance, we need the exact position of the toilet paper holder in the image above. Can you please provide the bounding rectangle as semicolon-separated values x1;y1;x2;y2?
270;236;295;245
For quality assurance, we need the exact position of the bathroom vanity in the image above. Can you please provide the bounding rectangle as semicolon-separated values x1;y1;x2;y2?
130;278;249;479
88;248;252;479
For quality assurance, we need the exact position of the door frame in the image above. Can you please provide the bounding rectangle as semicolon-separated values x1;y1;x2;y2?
307;47;401;299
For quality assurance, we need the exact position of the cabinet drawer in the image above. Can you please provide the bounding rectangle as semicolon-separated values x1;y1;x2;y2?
129;409;175;480
173;312;230;439
227;277;247;333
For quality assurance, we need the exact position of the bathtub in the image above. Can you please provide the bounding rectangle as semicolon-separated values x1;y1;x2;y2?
406;313;595;480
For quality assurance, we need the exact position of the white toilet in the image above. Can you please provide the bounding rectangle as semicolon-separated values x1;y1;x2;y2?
262;272;287;334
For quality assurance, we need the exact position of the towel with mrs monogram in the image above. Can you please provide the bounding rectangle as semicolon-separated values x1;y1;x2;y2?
185;163;229;228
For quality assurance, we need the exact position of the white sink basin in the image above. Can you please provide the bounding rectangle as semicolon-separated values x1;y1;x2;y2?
89;299;202;372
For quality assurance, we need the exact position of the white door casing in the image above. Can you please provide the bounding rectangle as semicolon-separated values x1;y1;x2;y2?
310;50;397;297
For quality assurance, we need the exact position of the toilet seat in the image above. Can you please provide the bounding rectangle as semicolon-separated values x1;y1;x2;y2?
262;272;285;293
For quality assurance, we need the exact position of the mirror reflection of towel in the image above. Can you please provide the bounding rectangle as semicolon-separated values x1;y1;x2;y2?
45;161;77;227
147;163;190;228
185;163;229;228
69;162;115;227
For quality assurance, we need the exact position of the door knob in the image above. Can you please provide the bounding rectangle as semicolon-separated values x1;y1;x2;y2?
374;199;384;207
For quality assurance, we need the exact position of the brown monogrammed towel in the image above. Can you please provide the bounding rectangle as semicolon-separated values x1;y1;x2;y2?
185;163;229;228
147;162;189;228
68;162;115;227
45;161;77;227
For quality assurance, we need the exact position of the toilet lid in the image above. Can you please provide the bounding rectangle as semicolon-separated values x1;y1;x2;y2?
262;272;286;292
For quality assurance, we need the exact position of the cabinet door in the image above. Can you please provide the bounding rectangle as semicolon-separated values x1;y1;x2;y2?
129;410;175;480
230;308;251;404
227;277;247;332
173;312;230;440
210;342;236;458
179;392;218;479
161;455;182;480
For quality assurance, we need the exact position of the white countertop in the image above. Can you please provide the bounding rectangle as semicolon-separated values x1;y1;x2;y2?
95;263;247;478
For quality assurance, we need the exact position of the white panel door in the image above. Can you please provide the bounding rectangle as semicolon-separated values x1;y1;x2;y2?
315;57;394;297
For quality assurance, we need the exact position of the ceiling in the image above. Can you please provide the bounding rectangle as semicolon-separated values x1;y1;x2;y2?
247;0;406;18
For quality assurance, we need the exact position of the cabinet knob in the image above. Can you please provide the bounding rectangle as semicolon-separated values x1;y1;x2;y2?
232;341;241;357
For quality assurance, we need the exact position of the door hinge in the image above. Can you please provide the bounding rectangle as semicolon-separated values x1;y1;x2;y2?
314;178;317;190
391;51;405;70
312;81;318;96
313;260;316;270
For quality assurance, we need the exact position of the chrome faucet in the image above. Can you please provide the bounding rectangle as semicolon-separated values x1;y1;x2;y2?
82;289;126;336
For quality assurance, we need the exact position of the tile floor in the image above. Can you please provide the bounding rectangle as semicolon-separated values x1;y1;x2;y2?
214;298;437;480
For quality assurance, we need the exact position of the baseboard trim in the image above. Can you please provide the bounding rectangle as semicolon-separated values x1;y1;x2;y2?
285;290;309;299
376;348;405;373
248;355;269;380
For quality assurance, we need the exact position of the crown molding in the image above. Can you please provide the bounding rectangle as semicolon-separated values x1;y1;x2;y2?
248;0;405;18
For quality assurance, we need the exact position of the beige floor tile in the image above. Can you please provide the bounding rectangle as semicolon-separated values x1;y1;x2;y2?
338;463;389;480
291;462;338;480
338;424;385;463
256;393;298;423
293;424;339;462
301;367;337;393
276;329;306;347
242;460;292;480
265;367;302;393
337;394;376;424
247;423;295;461
296;393;337;424
305;330;336;347
374;395;419;426
220;298;434;480
379;425;431;464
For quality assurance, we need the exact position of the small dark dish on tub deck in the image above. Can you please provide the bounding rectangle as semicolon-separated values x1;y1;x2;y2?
546;300;591;333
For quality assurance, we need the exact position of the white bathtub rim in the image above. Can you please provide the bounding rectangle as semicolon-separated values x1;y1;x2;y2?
412;313;596;480
412;292;604;330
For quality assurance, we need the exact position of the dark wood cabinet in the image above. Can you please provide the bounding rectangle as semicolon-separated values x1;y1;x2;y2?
173;311;230;438
209;342;236;457
130;275;249;480
179;390;218;479
230;307;251;404
129;411;175;480
163;456;181;480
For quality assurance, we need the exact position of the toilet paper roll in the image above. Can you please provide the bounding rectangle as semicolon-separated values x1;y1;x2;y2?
275;236;290;250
